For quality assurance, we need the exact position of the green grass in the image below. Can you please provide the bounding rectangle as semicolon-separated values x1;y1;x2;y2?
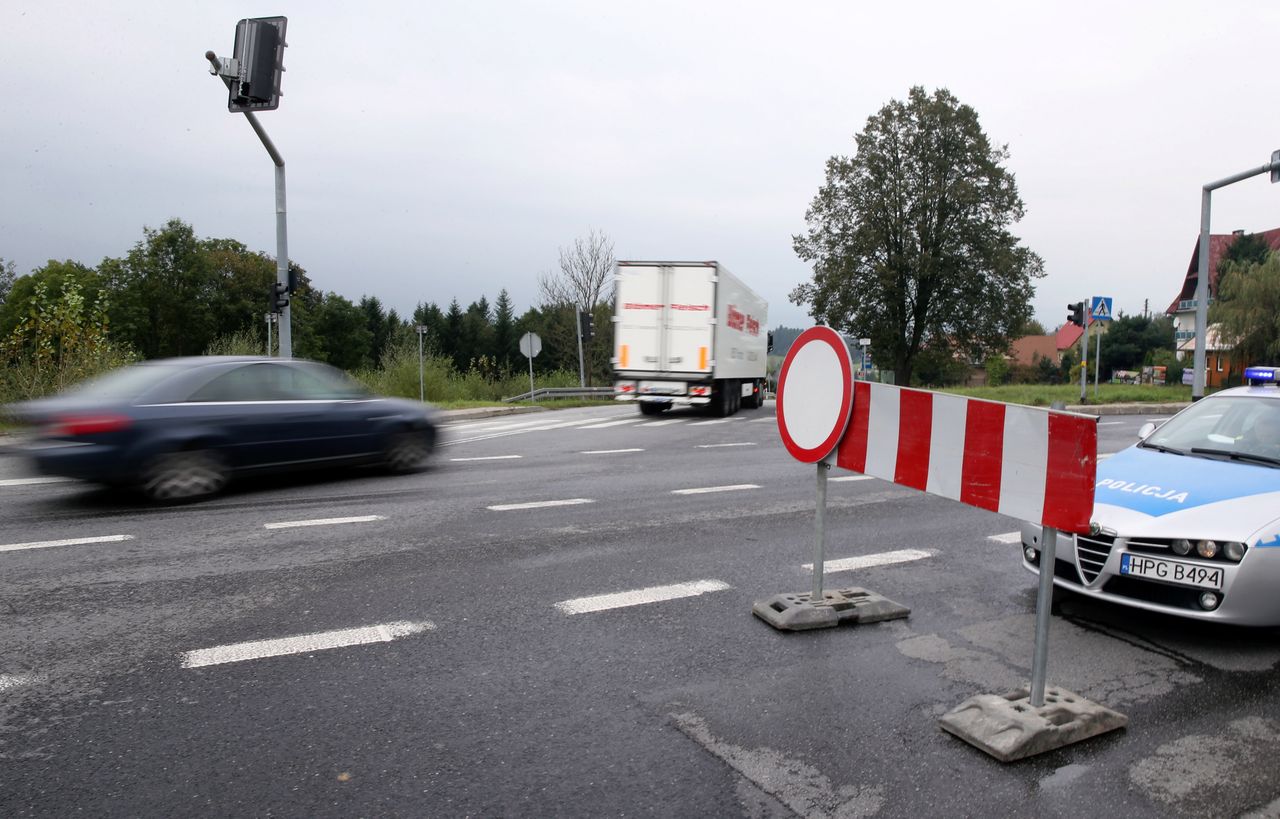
939;383;1193;406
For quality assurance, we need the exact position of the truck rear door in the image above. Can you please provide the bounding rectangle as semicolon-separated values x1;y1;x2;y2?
615;263;715;375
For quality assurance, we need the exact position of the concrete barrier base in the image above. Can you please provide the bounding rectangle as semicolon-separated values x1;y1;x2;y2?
751;587;910;631
939;685;1127;762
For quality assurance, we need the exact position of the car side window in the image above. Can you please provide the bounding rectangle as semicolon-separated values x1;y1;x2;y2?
188;364;293;402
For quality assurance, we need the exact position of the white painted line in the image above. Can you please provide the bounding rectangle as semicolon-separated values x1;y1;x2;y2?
830;475;874;483
1098;421;1124;426
0;473;72;486
803;548;935;573
488;498;595;511
582;448;644;455
640;419;686;427
264;515;386;530
695;442;757;449
748;417;775;423
0;534;134;554
181;620;435;668
578;418;645;430
555;579;731;615
987;531;1022;544
672;484;760;495
690;419;733;426
1099;452;1114;460
450;455;523;462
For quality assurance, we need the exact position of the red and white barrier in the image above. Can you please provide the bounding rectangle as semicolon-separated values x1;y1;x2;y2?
834;381;1097;534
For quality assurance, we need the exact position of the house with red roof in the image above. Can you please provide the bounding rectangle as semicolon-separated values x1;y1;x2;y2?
1166;227;1280;387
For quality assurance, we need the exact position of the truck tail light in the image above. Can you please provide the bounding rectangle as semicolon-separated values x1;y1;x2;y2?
690;386;711;397
47;414;132;437
615;382;636;394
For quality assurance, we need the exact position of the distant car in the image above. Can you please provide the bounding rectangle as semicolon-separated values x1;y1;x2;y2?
8;356;438;501
1020;371;1280;625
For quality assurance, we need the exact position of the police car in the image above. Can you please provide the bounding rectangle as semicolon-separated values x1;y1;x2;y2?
1021;366;1280;625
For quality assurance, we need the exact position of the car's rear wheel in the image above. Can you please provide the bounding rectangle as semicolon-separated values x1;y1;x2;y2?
385;429;434;473
141;449;228;502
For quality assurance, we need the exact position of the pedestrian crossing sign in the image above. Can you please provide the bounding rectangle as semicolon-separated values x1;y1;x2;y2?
1090;296;1113;322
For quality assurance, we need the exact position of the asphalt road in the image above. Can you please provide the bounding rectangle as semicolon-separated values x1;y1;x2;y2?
1;403;1279;817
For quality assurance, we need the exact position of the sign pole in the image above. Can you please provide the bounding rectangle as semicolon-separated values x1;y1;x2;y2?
1094;321;1102;399
1029;524;1059;707
1079;311;1088;404
811;462;830;602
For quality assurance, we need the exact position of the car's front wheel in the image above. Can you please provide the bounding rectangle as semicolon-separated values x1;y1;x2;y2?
141;449;229;502
384;429;434;473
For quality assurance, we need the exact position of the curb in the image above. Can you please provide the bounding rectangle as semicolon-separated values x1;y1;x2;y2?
1063;402;1189;417
437;405;549;422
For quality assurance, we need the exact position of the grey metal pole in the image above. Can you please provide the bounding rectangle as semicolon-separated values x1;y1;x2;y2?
1094;317;1102;399
1079;313;1088;403
265;313;272;356
206;52;290;357
576;308;585;389
1192;156;1280;399
528;353;535;402
1030;524;1059;707
418;329;425;402
812;462;829;602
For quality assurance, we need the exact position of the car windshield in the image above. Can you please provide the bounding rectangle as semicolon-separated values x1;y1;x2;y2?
67;362;187;400
1143;395;1280;465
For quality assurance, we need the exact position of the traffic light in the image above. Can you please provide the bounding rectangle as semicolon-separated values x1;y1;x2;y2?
1067;302;1084;327
580;310;595;342
270;281;289;313
229;17;287;112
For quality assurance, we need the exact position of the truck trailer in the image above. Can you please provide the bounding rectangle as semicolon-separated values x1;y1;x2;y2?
612;261;769;416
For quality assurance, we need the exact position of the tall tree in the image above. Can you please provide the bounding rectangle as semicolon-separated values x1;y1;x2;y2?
1211;255;1280;366
0;260;101;338
0;257;16;308
492;289;517;374
538;229;615;309
791;87;1044;385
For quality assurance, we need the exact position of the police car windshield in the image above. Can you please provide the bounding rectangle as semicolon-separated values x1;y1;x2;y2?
1146;395;1280;464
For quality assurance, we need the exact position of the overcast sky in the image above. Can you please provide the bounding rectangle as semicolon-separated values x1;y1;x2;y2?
5;1;1279;332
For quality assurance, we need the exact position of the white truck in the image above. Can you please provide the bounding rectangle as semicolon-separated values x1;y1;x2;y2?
612;261;769;416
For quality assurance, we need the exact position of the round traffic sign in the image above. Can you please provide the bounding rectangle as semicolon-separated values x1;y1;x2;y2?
776;326;854;463
519;332;542;359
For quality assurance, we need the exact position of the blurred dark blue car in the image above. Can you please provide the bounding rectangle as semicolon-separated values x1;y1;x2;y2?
8;356;438;501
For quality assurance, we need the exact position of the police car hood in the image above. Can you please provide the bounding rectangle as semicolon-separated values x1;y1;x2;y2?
1093;446;1280;545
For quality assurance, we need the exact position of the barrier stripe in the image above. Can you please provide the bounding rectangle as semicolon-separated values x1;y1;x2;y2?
927;393;968;500
895;389;932;491
961;400;1005;513
1044;412;1098;532
836;381;871;473
997;406;1048;524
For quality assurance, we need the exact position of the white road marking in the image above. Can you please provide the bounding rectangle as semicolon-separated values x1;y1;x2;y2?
748;417;775;423
987;531;1022;544
555;579;731;615
450;455;523;462
582;448;644;455
640;419;686;427
690;419;734;426
444;418;615;446
181;620;435;668
1098;421;1124;426
488;498;595;511
672;484;760;495
695;442;757;449
1099;452;1115;460
830;475;874;483
264;515;386;530
578;418;646;430
0;476;73;487
804;548;935;573
0;534;134;554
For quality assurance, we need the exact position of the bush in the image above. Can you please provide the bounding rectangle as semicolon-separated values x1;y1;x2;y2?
984;355;1011;387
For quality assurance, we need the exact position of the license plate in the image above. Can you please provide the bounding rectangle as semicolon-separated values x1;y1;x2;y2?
1119;553;1224;590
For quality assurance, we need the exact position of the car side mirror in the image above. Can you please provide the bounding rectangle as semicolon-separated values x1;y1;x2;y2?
1138;422;1156;440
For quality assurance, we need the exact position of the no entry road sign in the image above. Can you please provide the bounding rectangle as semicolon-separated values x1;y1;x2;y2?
776;326;853;463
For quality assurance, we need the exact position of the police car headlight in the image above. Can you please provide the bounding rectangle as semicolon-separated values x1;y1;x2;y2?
1223;541;1248;562
1172;539;1193;556
1199;592;1221;611
1024;546;1038;563
1196;540;1219;559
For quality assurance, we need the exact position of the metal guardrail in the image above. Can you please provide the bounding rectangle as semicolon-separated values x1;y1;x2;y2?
502;386;616;403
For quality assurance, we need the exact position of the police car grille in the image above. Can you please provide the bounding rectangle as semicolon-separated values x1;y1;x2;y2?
1075;533;1115;585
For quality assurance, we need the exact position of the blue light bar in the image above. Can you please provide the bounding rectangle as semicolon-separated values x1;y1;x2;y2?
1244;366;1280;384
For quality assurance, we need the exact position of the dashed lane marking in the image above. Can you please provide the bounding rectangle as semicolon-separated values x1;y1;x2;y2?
988;531;1022;544
181;621;435;668
639;419;686;427
690;418;734;426
578;418;646;430
830;475;874;483
695;442;757;449
263;515;386;530
582;448;644;455
671;484;760;495
488;498;595;511
0;534;134;554
803;548;935;573
555;579;731;615
450;455;523;462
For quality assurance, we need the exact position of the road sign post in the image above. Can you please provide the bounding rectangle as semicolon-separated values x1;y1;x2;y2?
753;326;910;631
1090;297;1112;399
520;332;542;401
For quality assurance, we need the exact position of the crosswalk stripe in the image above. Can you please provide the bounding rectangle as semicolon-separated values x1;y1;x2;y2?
803;548;934;573
555;579;731;615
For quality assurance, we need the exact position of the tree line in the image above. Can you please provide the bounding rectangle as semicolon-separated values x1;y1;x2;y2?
0;219;615;401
